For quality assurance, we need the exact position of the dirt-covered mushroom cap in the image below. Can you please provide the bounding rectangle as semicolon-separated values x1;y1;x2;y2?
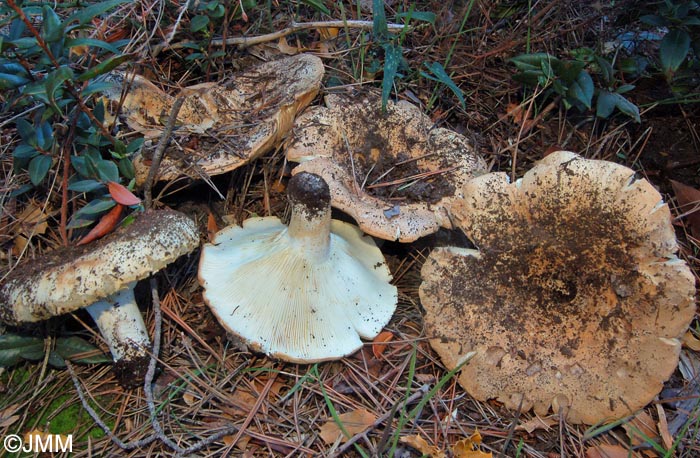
198;172;398;363
286;92;487;242
419;151;696;425
103;54;324;185
0;209;199;386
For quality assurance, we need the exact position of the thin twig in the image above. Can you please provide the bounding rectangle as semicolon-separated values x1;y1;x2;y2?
366;166;459;189
144;96;185;209
153;20;405;55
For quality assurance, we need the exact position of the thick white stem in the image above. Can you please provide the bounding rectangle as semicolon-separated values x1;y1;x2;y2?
287;203;331;262
85;282;150;363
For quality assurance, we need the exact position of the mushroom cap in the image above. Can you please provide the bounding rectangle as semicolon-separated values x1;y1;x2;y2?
104;54;324;185
0;209;199;325
286;92;487;242
198;217;398;363
419;151;696;425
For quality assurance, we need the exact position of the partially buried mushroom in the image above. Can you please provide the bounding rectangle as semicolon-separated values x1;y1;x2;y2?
198;172;398;362
0;209;199;387
102;54;324;186
286;92;487;242
419;151;696;424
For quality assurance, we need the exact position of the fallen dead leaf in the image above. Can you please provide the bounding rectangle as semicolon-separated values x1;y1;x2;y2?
372;330;394;358
655;404;674;450
585;444;636;458
277;36;299;55
623;411;658;447
400;434;446;458
108;181;141;206
452;430;493;458
207;212;219;242
182;392;198;406
682;330;700;351
319;408;377;444
671;179;700;239
516;415;557;433
0;404;20;428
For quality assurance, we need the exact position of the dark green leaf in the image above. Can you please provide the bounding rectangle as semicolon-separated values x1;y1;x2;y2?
421;62;465;109
66;0;130;27
126;138;144;154
77;54;132;82
36;122;54;151
512;69;544;86
71;155;91;178
82;80;119;97
372;0;389;40
47;351;66;368
28;155;52;185
396;11;436;24
594;55;614;84
616;84;635;94
45;66;74;112
96;159;119;182
301;0;330;14
118;157;135;180
0;72;30;89
12;144;39;160
67;214;99;229
41;6;64;43
613;93;640;123
68;179;104;193
639;14;666;27
15;118;36;144
0;335;45;366
65;37;121;54
9;184;34;198
190;15;210;33
509;53;557;71
76;197;116;215
54;336;111;364
660;29;691;74
551;59;585;83
569;71;593;109
381;42;402;110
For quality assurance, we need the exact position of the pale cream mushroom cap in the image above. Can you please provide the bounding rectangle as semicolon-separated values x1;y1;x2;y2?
198;172;398;362
419;151;696;425
0;209;199;324
103;54;324;185
286;92;487;242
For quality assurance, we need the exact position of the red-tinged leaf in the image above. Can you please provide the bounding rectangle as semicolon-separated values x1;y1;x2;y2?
207;212;219;242
372;331;394;359
670;179;700;240
108;181;141;206
76;204;123;245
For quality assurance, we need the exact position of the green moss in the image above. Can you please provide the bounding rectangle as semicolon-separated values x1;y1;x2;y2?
37;393;113;440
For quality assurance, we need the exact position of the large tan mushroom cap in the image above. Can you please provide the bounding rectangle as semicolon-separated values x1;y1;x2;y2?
0;209;199;324
419;151;697;425
286;92;487;242
103;54;324;185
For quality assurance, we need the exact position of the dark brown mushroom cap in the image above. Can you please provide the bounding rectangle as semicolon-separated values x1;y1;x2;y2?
419;151;696;425
103;54;324;185
0;209;199;325
286;92;487;242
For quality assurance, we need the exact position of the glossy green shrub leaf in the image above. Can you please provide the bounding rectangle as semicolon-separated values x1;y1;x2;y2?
421;62;466;109
65;37;121;54
9;183;34;198
77;53;132;82
74;197;116;215
126;138;144;153
0;72;30;89
190;15;210;32
68;179;104;193
36;121;54;150
96;159;119;182
41;5;64;43
613;94;640;123
28;154;52;185
45;66;74;111
15;118;36;143
373;0;389;40
118;157;135;180
596;90;617;119
54;336;111;364
569;71;593;109
12;143;39;160
66;0;130;27
660;29;691;75
396;11;436;24
510;53;556;71
0;335;45;366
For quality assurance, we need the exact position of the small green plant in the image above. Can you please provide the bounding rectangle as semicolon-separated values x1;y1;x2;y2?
510;52;640;122
0;0;141;237
640;0;700;78
0;334;111;368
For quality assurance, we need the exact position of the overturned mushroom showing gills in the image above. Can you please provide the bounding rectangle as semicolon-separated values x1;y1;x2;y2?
0;209;199;387
419;151;696;425
286;92;487;242
102;53;324;185
198;172;398;362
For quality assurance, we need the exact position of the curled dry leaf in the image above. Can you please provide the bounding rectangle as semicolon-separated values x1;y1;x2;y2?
319;408;377;444
622;411;658;447
372;330;394;358
585;444;635;458
400;434;446;458
515;416;557;434
76;204;123;246
682;330;700;351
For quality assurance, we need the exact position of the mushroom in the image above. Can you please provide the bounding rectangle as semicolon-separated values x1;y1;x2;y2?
198;172;398;362
0;209;199;386
419;151;696;424
285;92;487;242
102;53;324;185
